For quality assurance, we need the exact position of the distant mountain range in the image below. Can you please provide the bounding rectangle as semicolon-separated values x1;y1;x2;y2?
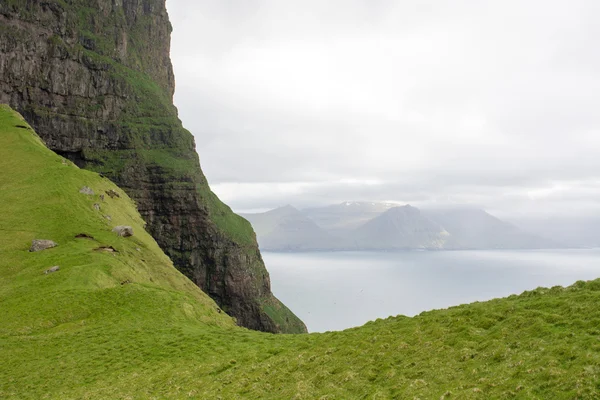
422;208;560;250
242;206;343;251
241;202;562;251
507;216;600;249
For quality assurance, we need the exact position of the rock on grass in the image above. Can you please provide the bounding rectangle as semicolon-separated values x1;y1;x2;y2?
112;226;133;237
30;240;57;252
79;186;94;195
44;266;60;274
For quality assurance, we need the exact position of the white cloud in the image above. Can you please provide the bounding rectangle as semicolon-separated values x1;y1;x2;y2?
167;0;600;217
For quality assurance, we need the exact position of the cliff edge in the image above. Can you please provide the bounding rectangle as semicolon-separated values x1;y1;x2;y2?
0;0;306;333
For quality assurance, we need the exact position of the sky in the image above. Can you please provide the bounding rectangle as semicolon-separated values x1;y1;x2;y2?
166;0;600;219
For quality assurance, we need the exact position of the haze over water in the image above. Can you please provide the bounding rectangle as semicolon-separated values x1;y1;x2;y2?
265;249;600;333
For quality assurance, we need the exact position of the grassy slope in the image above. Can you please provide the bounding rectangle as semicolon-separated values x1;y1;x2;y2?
2;105;600;398
2;0;307;334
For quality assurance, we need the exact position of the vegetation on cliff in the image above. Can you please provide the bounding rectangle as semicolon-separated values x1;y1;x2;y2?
0;0;305;333
2;105;600;399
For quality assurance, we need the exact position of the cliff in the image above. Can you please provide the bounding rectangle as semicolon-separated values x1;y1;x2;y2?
0;0;305;333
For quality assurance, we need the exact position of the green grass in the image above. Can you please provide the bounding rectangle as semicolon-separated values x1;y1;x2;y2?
2;104;600;398
5;0;257;247
4;0;299;332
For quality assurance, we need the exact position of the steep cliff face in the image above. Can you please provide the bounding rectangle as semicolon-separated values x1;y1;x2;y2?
0;0;306;334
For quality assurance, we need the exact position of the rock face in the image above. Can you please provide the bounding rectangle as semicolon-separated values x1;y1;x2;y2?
0;1;305;333
30;240;58;252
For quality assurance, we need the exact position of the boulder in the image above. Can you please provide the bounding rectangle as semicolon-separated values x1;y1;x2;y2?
112;226;133;237
30;239;58;252
93;203;101;211
45;266;60;274
79;186;94;195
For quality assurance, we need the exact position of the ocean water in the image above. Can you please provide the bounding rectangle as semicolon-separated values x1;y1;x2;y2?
263;249;600;333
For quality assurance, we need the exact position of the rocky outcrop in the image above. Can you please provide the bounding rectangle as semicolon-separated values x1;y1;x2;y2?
0;0;305;333
30;239;58;252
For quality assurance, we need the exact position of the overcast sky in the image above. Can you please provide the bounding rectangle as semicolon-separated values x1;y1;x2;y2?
166;0;600;218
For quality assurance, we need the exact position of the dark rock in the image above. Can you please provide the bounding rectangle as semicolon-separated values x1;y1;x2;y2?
75;233;94;239
106;189;120;199
45;266;60;274
112;226;133;237
99;194;105;201
30;239;57;252
79;186;94;195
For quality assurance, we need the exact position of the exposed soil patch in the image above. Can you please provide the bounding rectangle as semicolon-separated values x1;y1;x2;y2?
94;246;118;253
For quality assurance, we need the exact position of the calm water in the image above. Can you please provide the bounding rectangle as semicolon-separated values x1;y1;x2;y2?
264;249;600;333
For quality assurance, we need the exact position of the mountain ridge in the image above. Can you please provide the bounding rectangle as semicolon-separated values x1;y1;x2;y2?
244;202;560;251
350;205;450;249
241;205;345;251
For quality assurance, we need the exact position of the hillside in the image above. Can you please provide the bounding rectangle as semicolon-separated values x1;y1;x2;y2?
0;0;303;333
3;110;600;398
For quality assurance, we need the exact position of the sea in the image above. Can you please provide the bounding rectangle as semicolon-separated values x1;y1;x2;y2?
264;249;600;333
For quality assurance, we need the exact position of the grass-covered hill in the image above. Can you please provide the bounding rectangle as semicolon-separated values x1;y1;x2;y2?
2;105;600;399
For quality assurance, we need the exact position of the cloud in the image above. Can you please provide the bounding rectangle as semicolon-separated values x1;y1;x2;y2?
167;0;600;217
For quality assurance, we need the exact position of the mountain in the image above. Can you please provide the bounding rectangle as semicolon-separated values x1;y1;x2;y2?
0;1;303;333
350;205;450;249
423;208;560;249
509;217;600;248
244;202;561;251
242;206;345;250
303;201;397;233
